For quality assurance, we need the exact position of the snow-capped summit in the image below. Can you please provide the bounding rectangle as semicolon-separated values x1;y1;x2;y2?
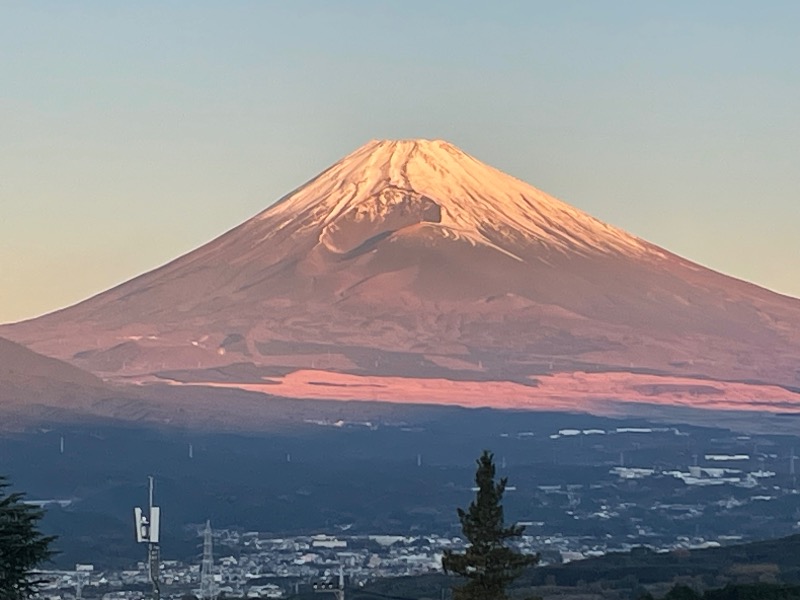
244;138;650;261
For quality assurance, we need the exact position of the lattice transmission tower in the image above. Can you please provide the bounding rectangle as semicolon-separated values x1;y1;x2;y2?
200;520;218;600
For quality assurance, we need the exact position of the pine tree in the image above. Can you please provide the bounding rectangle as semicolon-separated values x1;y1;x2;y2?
442;450;538;600
0;476;56;599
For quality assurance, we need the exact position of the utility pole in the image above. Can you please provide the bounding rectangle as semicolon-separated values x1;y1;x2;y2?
200;520;218;600
75;572;84;600
134;476;162;600
73;565;93;600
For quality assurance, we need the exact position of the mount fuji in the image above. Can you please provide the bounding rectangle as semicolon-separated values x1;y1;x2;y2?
4;139;800;419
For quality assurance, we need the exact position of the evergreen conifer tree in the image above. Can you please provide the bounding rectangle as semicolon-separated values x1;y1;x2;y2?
0;476;56;599
443;450;538;600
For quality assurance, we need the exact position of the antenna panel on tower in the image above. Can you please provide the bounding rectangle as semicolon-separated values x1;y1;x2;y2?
149;507;161;543
134;507;145;542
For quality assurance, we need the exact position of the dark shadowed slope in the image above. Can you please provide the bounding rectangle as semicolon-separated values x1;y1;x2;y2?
0;336;113;425
0;336;102;392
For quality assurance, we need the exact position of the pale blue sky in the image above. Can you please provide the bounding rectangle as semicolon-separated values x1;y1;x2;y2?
2;1;799;323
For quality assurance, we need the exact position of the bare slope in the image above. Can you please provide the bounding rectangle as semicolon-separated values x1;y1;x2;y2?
3;140;800;414
0;336;112;424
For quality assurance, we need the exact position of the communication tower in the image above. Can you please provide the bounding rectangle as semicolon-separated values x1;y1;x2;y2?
134;476;161;600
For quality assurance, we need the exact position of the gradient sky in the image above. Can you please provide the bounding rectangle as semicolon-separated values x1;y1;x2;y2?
2;1;799;324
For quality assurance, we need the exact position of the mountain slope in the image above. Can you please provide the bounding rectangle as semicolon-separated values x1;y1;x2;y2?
0;336;101;390
3;139;800;414
0;336;113;425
